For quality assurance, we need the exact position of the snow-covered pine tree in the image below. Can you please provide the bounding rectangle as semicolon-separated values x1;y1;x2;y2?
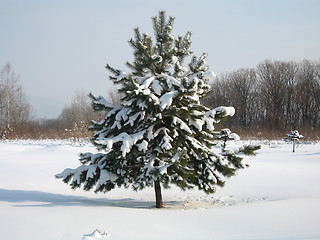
56;11;260;208
284;130;303;152
215;128;240;149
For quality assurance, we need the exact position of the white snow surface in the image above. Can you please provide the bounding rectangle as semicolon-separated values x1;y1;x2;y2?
0;139;320;240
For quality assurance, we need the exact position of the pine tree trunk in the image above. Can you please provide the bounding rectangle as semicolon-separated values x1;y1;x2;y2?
293;140;296;153
154;179;164;208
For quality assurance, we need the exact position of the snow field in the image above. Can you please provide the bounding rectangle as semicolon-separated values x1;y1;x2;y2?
0;140;319;240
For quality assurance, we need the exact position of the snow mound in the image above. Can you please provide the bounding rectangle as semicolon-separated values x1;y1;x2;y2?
81;229;108;240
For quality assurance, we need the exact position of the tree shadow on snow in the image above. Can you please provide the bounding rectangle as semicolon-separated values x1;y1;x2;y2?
0;188;161;209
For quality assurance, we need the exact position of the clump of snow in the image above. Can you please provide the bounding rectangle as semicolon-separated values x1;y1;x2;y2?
136;140;148;152
95;130;146;157
159;90;177;110
229;133;240;141
82;229;108;240
170;55;178;65
213;106;235;117
205;107;235;127
188;118;205;131
151;79;163;95
215;128;240;141
173;117;193;134
92;95;115;109
115;70;127;82
96;170;118;190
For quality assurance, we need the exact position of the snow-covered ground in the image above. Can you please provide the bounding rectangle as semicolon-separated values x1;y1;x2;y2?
0;139;319;240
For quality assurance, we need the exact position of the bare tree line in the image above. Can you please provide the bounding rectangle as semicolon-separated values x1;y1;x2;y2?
24;91;101;139
0;63;33;138
0;63;122;139
2;60;319;140
23;90;117;139
204;59;320;138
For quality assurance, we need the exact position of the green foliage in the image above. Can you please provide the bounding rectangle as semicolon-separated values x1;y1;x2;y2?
240;145;261;155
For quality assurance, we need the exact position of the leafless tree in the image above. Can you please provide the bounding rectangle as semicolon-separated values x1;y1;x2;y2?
204;68;258;128
204;59;320;137
53;89;121;138
256;60;298;130
107;87;122;106
0;63;33;137
58;90;95;130
225;68;257;127
295;60;320;129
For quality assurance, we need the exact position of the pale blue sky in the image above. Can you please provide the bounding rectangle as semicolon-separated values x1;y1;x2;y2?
1;0;319;118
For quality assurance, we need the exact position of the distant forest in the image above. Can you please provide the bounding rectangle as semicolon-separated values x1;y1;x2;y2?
203;59;320;139
1;59;319;140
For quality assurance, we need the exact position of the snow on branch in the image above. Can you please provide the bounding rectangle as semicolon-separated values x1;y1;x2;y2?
115;70;128;82
188;118;205;131
173;117;193;134
96;169;118;190
89;93;115;110
106;64;128;83
160;90;177;110
95;130;146;157
213;106;235;117
284;130;304;141
206;106;235;122
189;53;209;72
144;153;180;177
79;152;105;164
55;165;89;185
201;106;236;132
215;128;240;141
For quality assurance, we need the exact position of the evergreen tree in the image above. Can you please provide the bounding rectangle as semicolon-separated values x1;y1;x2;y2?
215;128;240;149
284;130;303;152
56;11;259;208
